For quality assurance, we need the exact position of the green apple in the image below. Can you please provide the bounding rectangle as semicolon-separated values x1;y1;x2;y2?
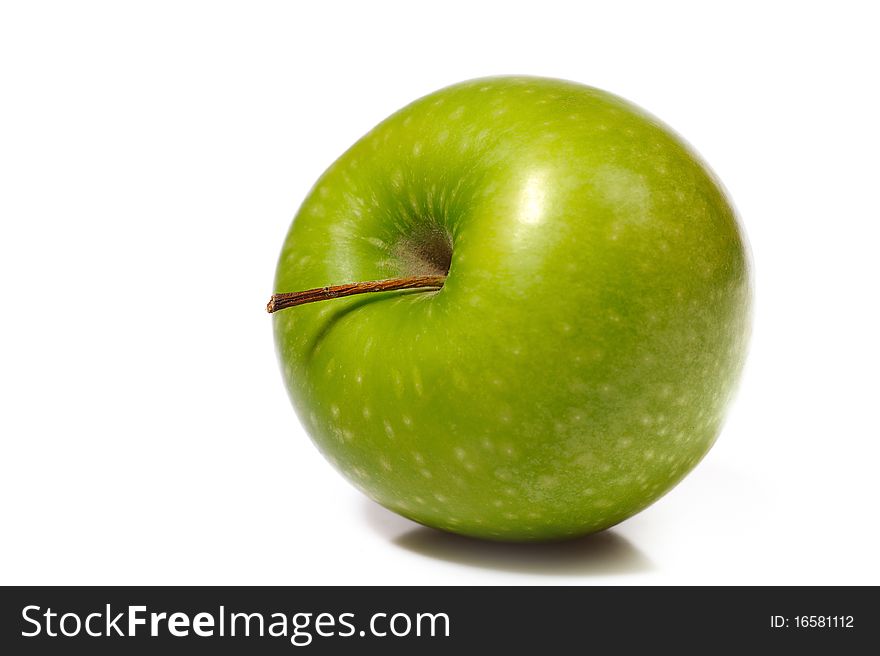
271;76;751;541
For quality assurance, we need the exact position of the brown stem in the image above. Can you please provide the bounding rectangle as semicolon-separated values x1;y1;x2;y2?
266;275;446;313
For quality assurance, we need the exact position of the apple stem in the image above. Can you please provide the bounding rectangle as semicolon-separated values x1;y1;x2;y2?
266;275;446;313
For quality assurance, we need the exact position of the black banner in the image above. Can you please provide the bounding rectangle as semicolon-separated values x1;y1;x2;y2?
1;586;875;653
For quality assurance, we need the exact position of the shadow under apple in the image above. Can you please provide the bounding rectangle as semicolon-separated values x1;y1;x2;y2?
361;498;654;576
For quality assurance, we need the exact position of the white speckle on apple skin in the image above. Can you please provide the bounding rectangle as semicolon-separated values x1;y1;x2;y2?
382;420;394;438
538;475;558;488
391;370;404;397
494;469;513;482
362;236;386;249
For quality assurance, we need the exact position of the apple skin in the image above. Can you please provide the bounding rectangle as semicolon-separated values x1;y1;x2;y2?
273;76;751;541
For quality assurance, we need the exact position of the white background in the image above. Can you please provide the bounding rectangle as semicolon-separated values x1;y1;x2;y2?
2;1;878;585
